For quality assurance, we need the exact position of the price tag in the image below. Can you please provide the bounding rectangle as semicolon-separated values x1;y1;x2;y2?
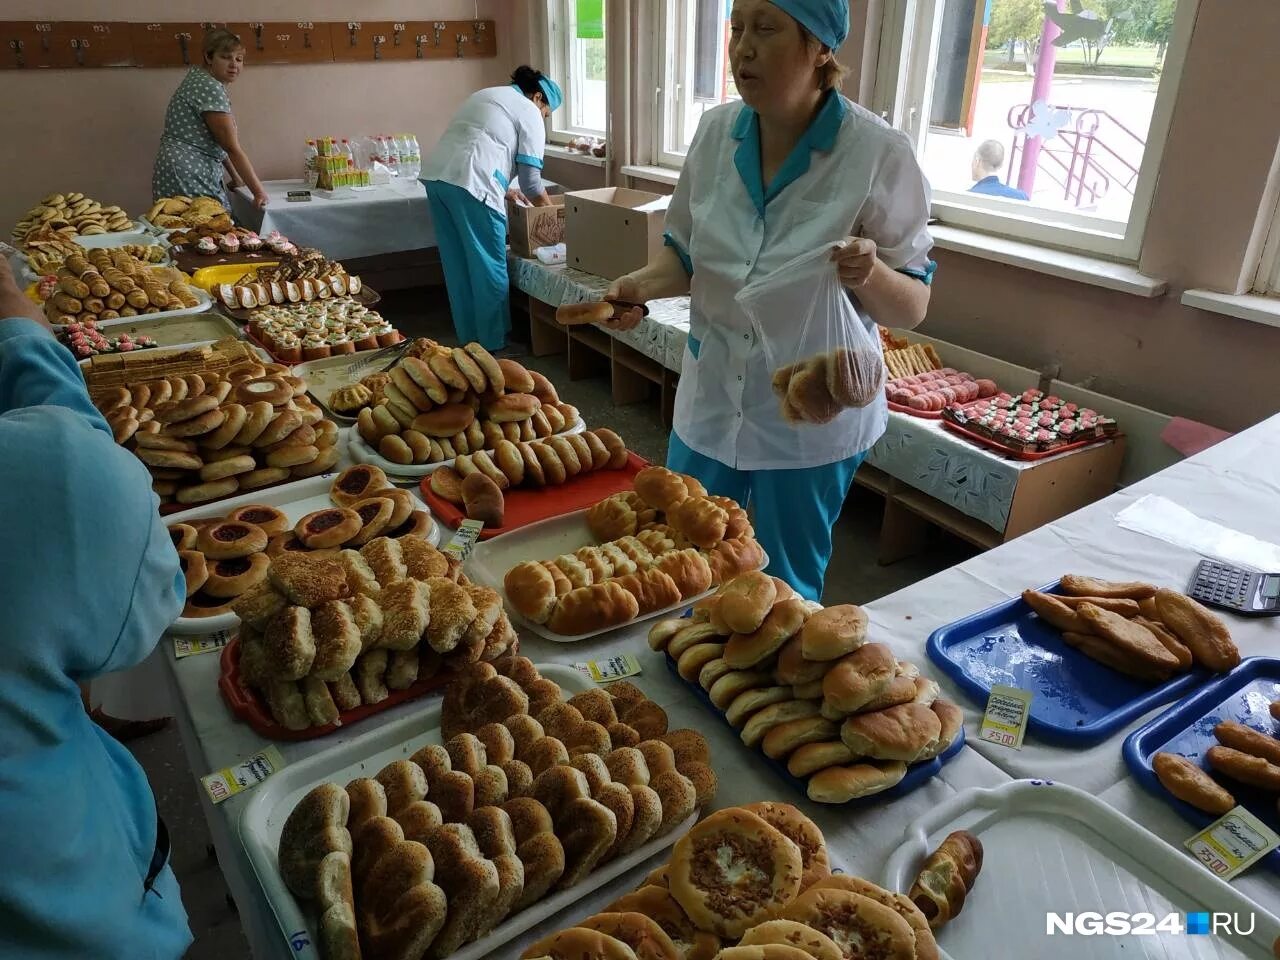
174;630;230;659
978;684;1032;750
442;519;484;562
574;654;642;683
201;746;285;805
1185;806;1280;880
286;190;312;202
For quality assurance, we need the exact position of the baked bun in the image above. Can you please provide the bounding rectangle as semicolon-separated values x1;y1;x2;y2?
520;927;638;959
908;830;984;930
821;642;897;716
839;702;941;762
668;807;803;938
667;496;730;550
574;912;679;960
528;369;559;404
412;403;476;438
462;471;505;527
781;886;916;959
505;561;558;624
718;571;778;635
810;874;940;960
800;604;869;661
483;393;540;423
738;921;842;960
547;582;641;636
633;466;691;513
725;598;808;670
497;358;536;394
430;466;465;505
556;300;615;326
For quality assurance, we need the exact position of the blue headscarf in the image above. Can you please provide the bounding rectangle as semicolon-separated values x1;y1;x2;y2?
538;77;564;112
769;0;849;50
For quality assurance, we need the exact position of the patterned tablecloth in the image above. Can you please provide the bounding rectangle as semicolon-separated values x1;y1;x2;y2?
508;255;1084;533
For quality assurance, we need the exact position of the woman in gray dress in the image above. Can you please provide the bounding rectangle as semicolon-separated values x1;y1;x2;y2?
152;29;268;209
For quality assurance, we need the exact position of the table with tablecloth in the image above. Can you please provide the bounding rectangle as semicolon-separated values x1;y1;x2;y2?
161;412;1280;958
229;179;436;261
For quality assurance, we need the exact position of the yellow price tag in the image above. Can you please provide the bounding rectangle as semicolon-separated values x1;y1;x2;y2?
574;654;642;684
979;684;1032;750
1185;805;1280;880
173;630;230;659
201;746;285;805
442;519;484;562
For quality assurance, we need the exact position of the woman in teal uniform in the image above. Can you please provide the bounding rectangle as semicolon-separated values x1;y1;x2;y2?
152;28;268;209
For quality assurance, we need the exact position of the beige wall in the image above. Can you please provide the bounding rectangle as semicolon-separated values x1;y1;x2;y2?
0;0;516;229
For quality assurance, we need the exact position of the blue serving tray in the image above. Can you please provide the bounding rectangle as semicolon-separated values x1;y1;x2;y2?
663;652;965;805
926;581;1204;746
1123;656;1280;871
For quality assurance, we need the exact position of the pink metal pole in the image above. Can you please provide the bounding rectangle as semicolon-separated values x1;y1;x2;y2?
1017;0;1064;195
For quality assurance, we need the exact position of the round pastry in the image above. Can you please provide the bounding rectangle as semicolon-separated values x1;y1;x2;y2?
135;433;198;453
198;520;269;560
109;416;139;444
429;466;465;505
719;571;778;635
234;401;276;446
809;875;939;960
179;550;208;595
581;431;611;471
633;466;691;512
725;598;809;671
738;923;842;960
266;531;311;557
256;410;304;447
163;407;225;438
574;912;679;960
390;366;433;412
200;454;257;482
712;947;817;960
330;464;391;507
291;445;341;479
496;357;535;394
238;466;291;491
668;807;804;938
379;434;413;465
800;604;870;661
483;393;540;423
349;496;396;546
411;403;476;438
519;928;638;960
204;553;270;598
227;361;267;383
227;504;289;536
168;523;199;552
548;436;582;476
175;477;241;505
294;507;363;549
451;346;488;393
182;590;235;618
136;447;203;471
742;801;830;891
328;383;373;415
236;377;293;407
401;356;448;404
153;394;220;424
201;403;248;450
403;430;432;464
266;444;319;469
527;369;559;404
780;887;917;960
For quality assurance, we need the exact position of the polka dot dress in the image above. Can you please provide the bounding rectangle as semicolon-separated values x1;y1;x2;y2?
151;67;233;205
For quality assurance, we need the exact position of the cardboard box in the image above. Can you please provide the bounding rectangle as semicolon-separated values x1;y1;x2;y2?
564;187;669;279
507;194;565;259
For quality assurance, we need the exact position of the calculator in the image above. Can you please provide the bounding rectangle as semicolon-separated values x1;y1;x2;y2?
1187;559;1280;615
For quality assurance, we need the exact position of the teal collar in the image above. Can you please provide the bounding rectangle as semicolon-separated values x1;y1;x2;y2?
732;89;846;217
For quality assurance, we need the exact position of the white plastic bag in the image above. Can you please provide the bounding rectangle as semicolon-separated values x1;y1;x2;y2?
736;242;885;425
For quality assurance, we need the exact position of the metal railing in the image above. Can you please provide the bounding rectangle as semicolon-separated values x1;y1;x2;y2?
1006;103;1146;208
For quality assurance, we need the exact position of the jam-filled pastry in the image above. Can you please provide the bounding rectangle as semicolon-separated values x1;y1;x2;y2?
330;464;391;508
198;520;269;560
203;553;270;598
294;507;363;550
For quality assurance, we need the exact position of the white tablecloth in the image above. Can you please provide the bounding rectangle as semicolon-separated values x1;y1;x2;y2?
162;413;1280;958
230;179;436;261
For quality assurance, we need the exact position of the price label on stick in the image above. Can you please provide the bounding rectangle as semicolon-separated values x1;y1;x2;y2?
979;684;1032;750
201;746;285;804
442;519;484;562
174;630;230;659
574;654;642;684
1185;806;1280;881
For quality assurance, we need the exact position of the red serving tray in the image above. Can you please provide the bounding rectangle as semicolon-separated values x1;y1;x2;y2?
942;419;1118;462
217;635;457;740
420;451;650;540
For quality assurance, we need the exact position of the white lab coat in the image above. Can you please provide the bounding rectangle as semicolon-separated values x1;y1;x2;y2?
664;92;934;471
421;85;546;215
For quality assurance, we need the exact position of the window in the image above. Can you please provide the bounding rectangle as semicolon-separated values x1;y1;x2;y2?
874;0;1197;259
546;0;608;139
656;0;739;167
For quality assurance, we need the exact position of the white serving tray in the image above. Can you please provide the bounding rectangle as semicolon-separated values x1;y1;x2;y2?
465;508;763;643
72;227;169;253
77;338;270;368
238;663;697;960
51;287;213;330
291;353;369;423
346;417;587;479
164;471;438;637
882;780;1280;959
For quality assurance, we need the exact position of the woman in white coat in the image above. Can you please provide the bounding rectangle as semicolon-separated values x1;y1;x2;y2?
421;65;562;351
604;0;934;601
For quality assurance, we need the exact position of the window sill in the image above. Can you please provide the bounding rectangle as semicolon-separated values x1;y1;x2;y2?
621;164;680;186
545;145;607;168
930;225;1168;299
1181;289;1280;329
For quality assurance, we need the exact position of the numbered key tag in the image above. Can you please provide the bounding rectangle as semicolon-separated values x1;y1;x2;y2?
1185;806;1280;880
575;654;642;684
979;684;1032;750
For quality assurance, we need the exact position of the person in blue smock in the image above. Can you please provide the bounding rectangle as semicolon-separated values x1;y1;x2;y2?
421;65;563;351
968;139;1029;200
0;257;191;958
601;0;935;601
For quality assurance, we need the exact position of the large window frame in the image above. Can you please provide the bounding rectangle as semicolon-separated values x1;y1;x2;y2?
544;0;609;142
873;0;1200;261
654;0;737;169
